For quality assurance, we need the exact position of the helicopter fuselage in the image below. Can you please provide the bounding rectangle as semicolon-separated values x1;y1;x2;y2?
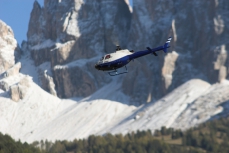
95;49;132;71
94;37;172;76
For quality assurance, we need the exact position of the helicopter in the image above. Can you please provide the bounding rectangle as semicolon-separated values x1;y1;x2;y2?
95;37;172;76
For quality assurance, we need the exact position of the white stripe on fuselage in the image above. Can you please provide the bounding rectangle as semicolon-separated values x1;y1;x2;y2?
103;49;133;63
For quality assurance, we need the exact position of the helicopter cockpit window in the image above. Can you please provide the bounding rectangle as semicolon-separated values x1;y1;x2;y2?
105;54;111;59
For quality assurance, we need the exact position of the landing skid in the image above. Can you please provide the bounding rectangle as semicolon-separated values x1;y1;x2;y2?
108;65;128;76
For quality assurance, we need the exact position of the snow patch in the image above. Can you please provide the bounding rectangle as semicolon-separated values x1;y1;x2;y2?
31;39;55;50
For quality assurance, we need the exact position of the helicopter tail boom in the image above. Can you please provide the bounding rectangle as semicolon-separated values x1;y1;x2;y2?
163;37;172;53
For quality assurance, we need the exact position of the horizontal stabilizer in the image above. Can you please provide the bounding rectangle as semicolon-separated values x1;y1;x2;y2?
147;47;158;56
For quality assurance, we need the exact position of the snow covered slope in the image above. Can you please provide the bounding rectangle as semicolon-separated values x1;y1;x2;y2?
1;74;229;143
107;79;211;135
0;74;136;143
172;80;229;129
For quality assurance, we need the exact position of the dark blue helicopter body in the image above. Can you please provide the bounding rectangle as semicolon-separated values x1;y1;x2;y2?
95;37;172;76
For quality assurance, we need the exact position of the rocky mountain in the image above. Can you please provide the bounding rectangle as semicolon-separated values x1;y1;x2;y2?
0;0;229;143
124;0;229;102
25;0;131;101
0;20;20;74
23;0;229;105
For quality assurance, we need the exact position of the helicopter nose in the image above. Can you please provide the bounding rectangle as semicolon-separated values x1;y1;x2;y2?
95;64;99;70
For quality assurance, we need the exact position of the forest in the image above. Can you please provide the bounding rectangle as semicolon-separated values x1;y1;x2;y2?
2;117;229;153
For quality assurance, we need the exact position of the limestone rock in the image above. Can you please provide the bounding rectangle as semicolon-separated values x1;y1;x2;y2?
53;65;96;98
38;62;57;96
10;85;26;102
54;59;111;97
219;66;227;82
19;76;31;88
0;20;17;74
27;0;131;65
26;0;131;98
27;1;44;46
10;85;20;102
213;45;228;82
50;40;95;67
30;39;55;66
10;76;31;102
162;51;179;92
25;0;229;103
122;60;152;104
125;0;229;101
4;62;21;77
43;71;57;96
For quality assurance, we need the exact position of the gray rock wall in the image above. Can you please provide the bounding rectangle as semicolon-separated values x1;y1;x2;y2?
123;0;229;101
26;0;131;98
25;0;229;103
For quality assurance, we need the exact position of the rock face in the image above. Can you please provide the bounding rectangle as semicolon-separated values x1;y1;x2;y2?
10;76;31;102
0;20;30;102
38;62;57;96
26;0;130;98
161;51;179;92
25;0;229;103
123;0;229;101
0;20;17;74
53;65;96;98
4;62;21;77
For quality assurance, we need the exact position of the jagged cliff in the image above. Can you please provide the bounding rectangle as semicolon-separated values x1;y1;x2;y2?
25;0;131;99
25;0;229;105
0;20;29;102
0;20;18;73
124;0;229;102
